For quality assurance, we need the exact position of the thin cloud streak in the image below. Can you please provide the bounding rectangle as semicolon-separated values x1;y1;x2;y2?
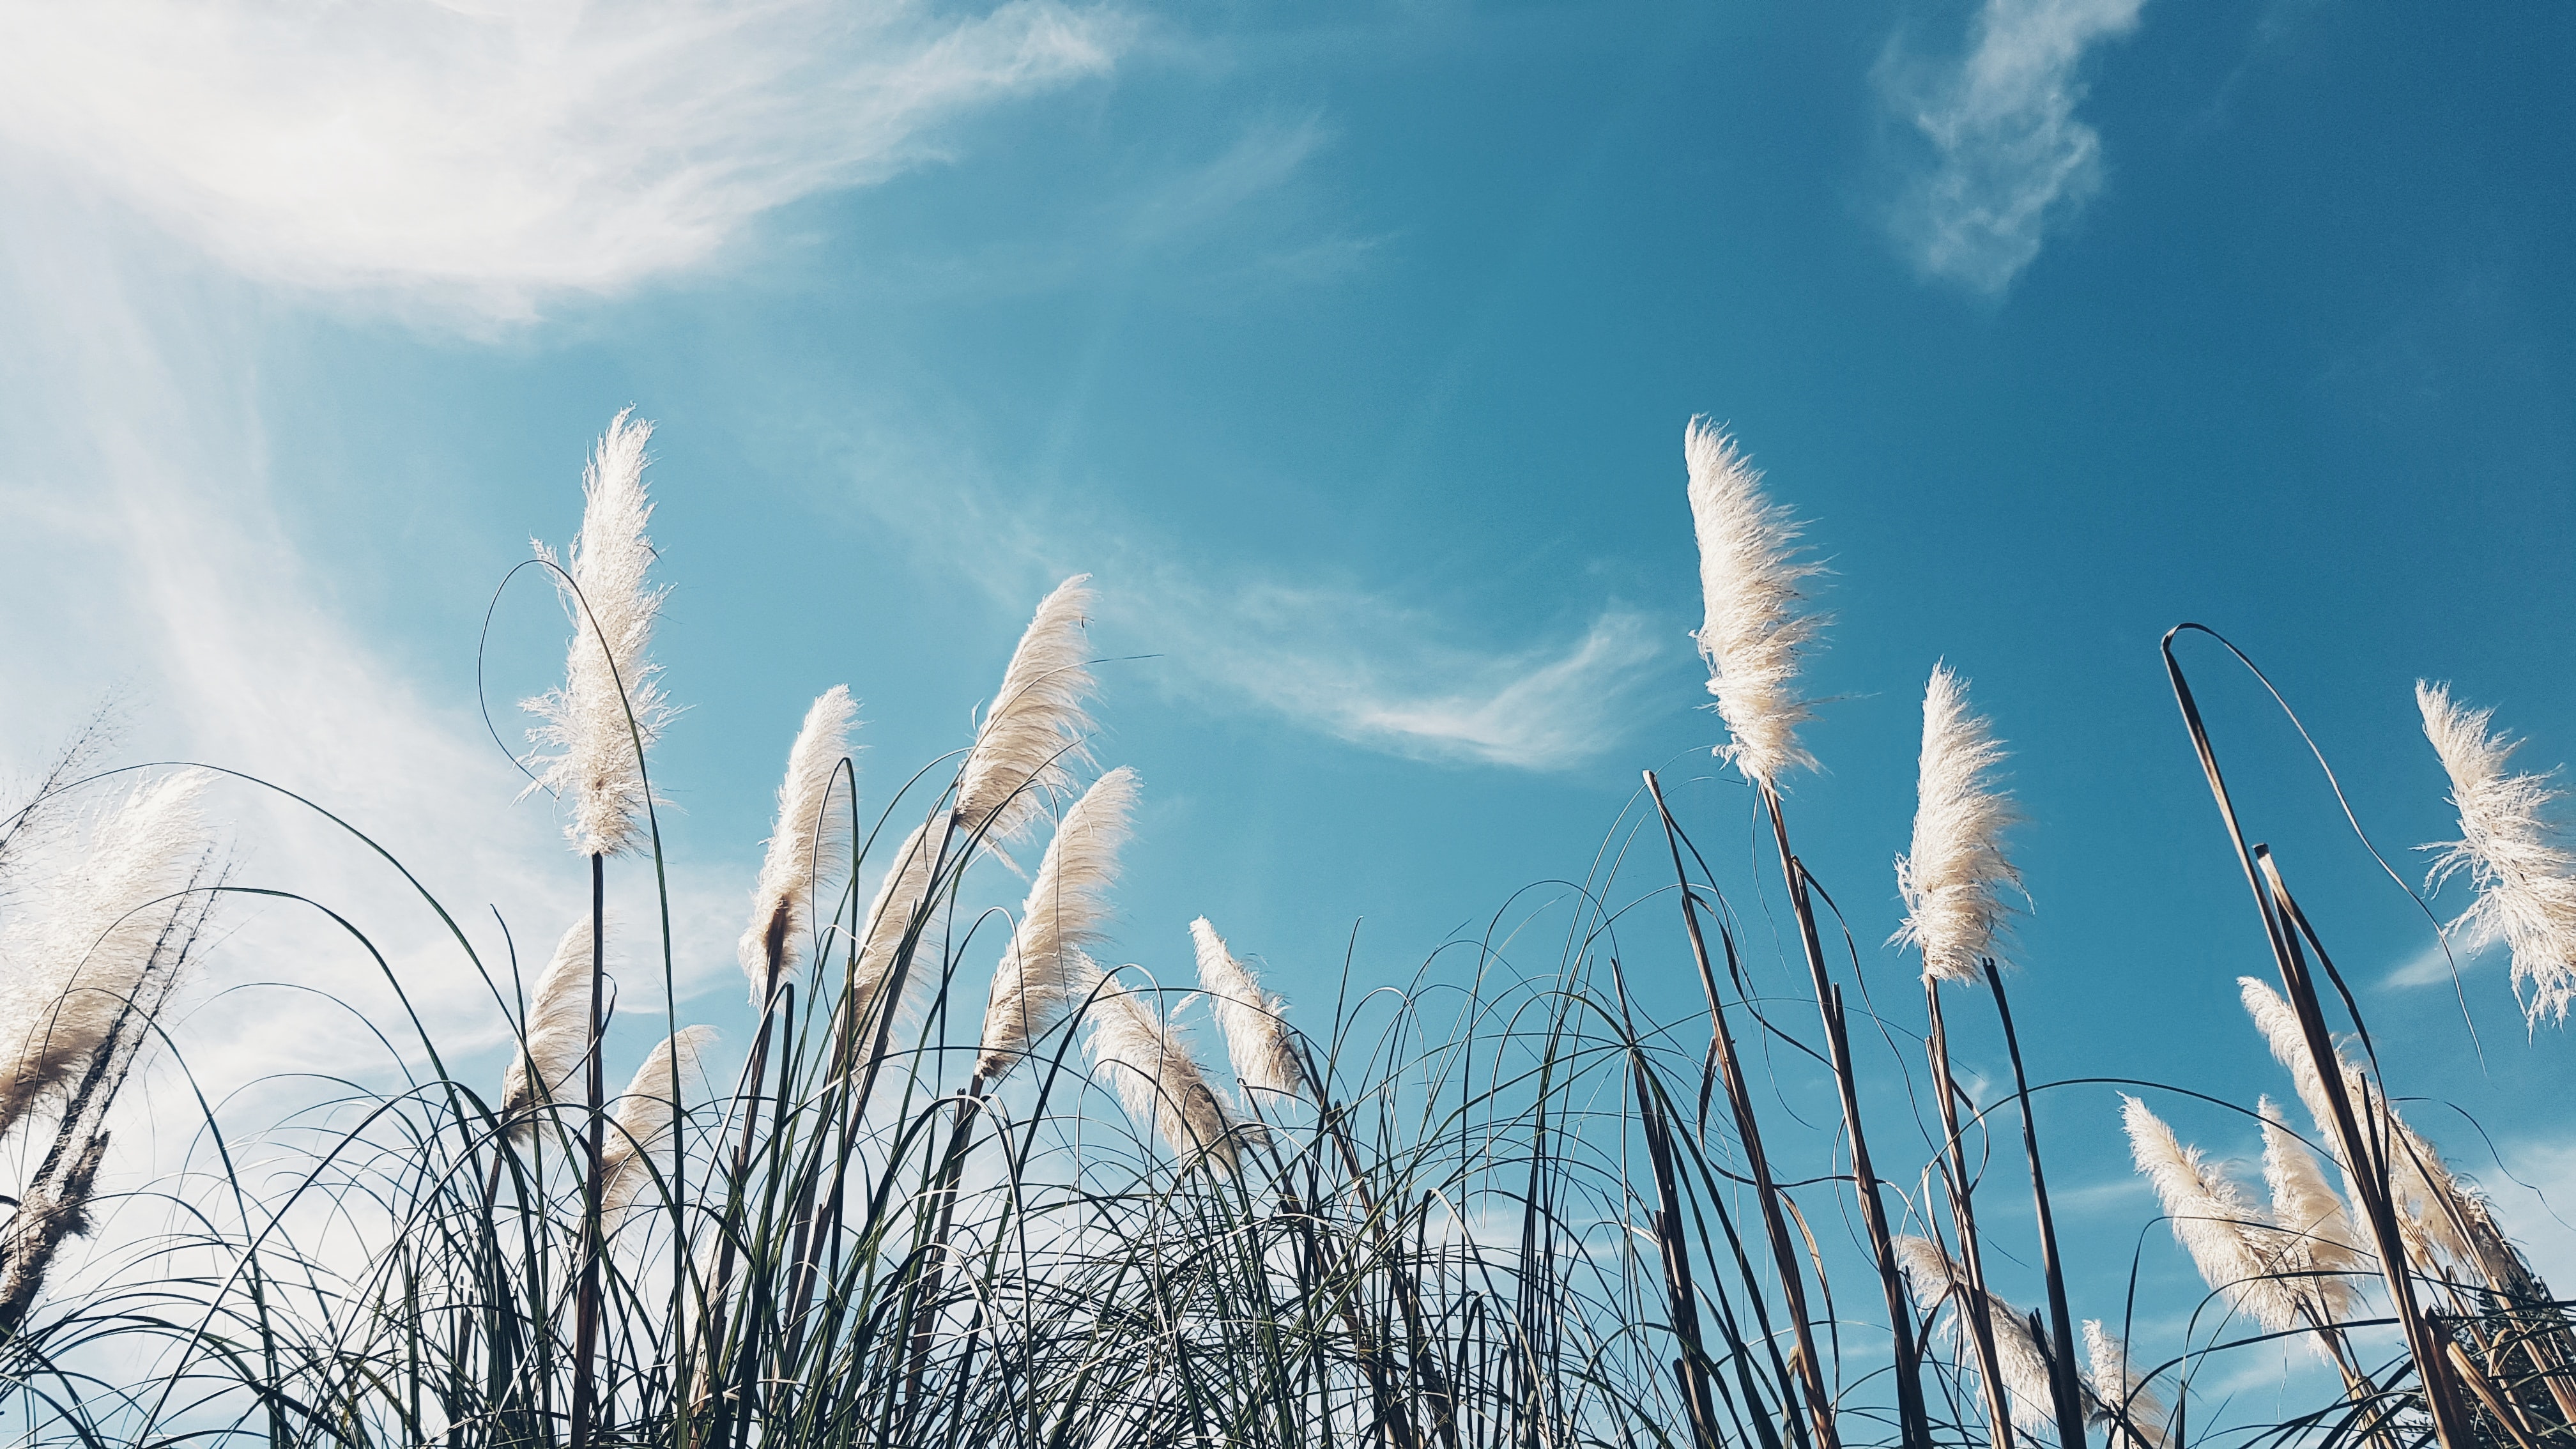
0;0;1125;323
1177;594;1664;770
1878;0;2145;295
829;412;1666;772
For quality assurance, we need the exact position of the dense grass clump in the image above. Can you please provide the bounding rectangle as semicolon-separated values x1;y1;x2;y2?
0;415;2570;1449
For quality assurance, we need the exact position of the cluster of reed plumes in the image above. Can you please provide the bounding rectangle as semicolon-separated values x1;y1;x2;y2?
0;413;2570;1449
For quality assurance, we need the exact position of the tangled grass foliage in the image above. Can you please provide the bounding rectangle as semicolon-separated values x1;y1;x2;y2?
0;417;2570;1449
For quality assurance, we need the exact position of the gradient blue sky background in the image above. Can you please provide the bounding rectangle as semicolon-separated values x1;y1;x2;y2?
2;0;2571;1402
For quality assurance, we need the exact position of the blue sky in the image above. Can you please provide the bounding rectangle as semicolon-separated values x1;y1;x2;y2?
2;0;2572;1402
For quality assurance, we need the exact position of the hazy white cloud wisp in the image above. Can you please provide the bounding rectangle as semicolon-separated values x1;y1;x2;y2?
1880;0;2145;295
0;0;1124;321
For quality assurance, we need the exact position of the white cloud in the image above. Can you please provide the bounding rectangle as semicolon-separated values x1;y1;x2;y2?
2383;933;2495;990
1878;0;2145;295
0;0;1124;322
0;179;753;1195
1165;590;1666;770
820;408;1669;772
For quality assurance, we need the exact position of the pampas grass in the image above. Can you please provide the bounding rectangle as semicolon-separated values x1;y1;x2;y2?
522;410;670;858
1896;1234;2071;1432
2257;1094;2364;1324
10;414;2573;1449
1684;418;1821;786
956;574;1096;846
498;917;595;1128
2121;1095;2308;1337
1190;916;1307;1109
1084;973;1241;1174
602;1025;714;1217
1895;664;2022;985
0;769;211;1141
2082;1321;2169;1449
976;765;1138;1082
738;685;857;1006
2416;680;2576;1026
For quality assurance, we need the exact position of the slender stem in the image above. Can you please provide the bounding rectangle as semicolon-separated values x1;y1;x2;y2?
1761;780;1927;1449
1925;985;2018;1449
571;851;605;1449
1981;960;2086;1449
1646;771;1833;1449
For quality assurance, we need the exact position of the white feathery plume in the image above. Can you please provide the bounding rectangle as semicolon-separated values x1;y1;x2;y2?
1684;418;1823;786
849;818;943;1037
2237;977;2471;1264
2121;1095;2307;1336
1894;1234;2070;1432
2257;1094;2365;1324
0;770;212;1142
976;767;1138;1082
737;686;859;1006
1190;917;1307;1108
602;1025;716;1218
522;410;672;858
1086;974;1242;1175
1893;664;2023;985
2082;1320;2170;1449
2415;681;2576;1026
498;917;595;1129
956;576;1096;848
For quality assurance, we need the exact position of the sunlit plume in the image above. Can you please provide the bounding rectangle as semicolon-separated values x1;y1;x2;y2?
1895;1234;2076;1432
1894;663;2023;985
1190;916;1307;1108
956;576;1096;850
0;770;213;1142
2256;1094;2364;1324
521;411;673;857
1086;972;1241;1175
2081;1319;2168;1449
1683;418;1823;786
2120;1095;2308;1339
2416;680;2576;1026
602;1025;716;1218
737;686;858;1006
976;767;1138;1082
498;917;596;1133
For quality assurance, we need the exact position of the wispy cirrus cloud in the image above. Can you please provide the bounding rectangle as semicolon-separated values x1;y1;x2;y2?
1131;581;1666;771
1877;0;2145;295
0;0;1125;323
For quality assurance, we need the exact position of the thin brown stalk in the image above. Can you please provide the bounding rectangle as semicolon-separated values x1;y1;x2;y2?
2159;624;2474;1449
1982;959;2089;1449
1646;770;1836;1449
1924;985;2019;1449
1761;779;1927;1449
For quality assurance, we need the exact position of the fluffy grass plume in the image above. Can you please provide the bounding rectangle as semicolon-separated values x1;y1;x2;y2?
523;410;671;857
2082;1320;2170;1449
498;917;595;1128
2237;977;2474;1263
0;769;210;1140
602;1025;715;1217
1085;974;1241;1174
1896;1234;2067;1432
2256;1094;2363;1322
850;818;939;1034
1683;417;1823;785
956;576;1096;846
2121;1094;2304;1336
2415;680;2576;1025
738;685;858;1004
976;766;1139;1082
1894;663;2023;984
1190;916;1307;1108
